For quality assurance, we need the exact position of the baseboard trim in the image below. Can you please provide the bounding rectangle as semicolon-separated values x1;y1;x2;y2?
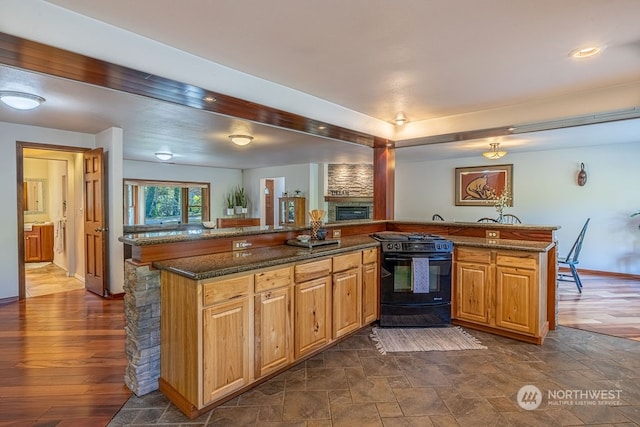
558;267;640;280
0;296;19;306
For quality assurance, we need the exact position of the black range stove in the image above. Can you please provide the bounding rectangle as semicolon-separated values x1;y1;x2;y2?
371;231;454;327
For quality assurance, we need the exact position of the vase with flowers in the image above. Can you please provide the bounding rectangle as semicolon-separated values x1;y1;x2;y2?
492;185;512;223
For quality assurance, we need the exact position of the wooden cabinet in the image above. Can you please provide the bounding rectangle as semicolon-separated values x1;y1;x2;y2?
254;266;293;378
160;272;252;412
24;224;53;262
294;276;332;358
455;247;491;325
453;246;548;344
160;246;379;418
332;252;362;339
294;259;332;358
361;248;379;325
279;197;306;226
203;297;250;404
495;253;538;335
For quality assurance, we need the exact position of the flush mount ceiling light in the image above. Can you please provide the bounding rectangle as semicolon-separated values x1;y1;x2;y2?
0;91;46;110
229;134;254;146
393;111;407;126
482;142;507;160
154;151;173;161
569;45;603;59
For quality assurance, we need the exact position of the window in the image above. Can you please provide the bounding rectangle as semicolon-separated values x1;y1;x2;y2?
124;179;210;225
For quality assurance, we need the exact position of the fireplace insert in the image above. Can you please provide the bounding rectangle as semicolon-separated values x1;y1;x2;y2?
335;206;369;221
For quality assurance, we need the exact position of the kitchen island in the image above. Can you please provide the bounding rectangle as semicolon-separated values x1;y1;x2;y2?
119;220;558;417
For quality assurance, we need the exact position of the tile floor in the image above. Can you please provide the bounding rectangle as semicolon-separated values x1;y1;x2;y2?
108;325;640;426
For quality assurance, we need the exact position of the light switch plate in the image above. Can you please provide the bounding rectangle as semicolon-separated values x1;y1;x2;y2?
332;229;341;238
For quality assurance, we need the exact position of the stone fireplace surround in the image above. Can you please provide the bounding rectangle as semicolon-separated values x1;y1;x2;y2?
326;163;373;222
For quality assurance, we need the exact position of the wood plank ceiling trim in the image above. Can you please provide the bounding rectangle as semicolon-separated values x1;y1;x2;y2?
0;32;392;149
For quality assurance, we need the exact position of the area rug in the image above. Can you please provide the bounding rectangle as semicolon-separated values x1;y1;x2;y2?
370;326;487;354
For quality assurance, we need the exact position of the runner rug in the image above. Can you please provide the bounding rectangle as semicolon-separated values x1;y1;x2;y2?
370;326;487;354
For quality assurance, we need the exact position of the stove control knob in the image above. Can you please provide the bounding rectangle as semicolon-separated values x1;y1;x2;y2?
394;243;401;250
386;243;394;250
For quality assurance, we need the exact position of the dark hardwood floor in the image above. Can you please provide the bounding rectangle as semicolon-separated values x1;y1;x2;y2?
0;272;637;425
0;290;130;426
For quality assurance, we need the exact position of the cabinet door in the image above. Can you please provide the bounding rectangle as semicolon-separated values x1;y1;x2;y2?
24;230;42;262
495;266;537;334
362;262;378;324
294;276;331;358
333;267;362;339
202;297;250;405
455;262;491;325
255;286;292;378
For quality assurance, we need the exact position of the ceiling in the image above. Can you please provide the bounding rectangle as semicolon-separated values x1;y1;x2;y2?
1;0;639;167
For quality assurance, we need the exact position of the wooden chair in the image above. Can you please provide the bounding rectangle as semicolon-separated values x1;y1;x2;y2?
432;214;444;221
477;217;499;223
500;214;522;224
557;218;590;293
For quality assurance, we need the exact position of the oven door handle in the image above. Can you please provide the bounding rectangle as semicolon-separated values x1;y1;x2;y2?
384;256;451;262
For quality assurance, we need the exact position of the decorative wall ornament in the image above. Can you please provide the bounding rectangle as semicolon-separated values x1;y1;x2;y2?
577;162;587;186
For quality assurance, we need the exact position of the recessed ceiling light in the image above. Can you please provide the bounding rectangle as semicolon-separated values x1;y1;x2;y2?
203;95;216;103
569;46;603;59
393;111;407;126
0;91;46;110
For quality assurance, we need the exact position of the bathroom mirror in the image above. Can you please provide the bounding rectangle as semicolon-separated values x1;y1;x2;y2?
23;178;47;214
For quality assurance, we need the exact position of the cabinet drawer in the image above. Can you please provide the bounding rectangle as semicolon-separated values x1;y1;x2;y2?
496;252;537;269
203;275;252;306
255;266;292;293
455;247;491;264
362;248;378;265
294;258;332;283
333;252;361;272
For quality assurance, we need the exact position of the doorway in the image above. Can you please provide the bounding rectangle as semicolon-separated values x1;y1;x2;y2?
17;142;91;299
260;177;285;227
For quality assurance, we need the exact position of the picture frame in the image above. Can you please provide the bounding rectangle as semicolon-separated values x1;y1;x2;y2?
455;164;513;206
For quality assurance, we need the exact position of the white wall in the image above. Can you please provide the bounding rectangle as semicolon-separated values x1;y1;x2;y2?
123;160;242;221
97;128;125;294
0;122;95;299
395;142;640;275
243;164;321;223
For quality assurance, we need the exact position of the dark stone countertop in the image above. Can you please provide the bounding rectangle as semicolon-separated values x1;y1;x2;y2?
119;220;389;246
152;235;380;281
388;220;560;231
448;236;555;252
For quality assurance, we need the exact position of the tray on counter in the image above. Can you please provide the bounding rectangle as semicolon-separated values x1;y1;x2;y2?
286;238;340;249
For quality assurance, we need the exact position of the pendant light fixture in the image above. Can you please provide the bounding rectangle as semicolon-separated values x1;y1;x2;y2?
0;91;46;110
482;142;507;160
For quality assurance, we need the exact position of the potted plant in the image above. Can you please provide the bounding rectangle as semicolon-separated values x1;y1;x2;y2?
235;186;248;214
225;192;235;216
